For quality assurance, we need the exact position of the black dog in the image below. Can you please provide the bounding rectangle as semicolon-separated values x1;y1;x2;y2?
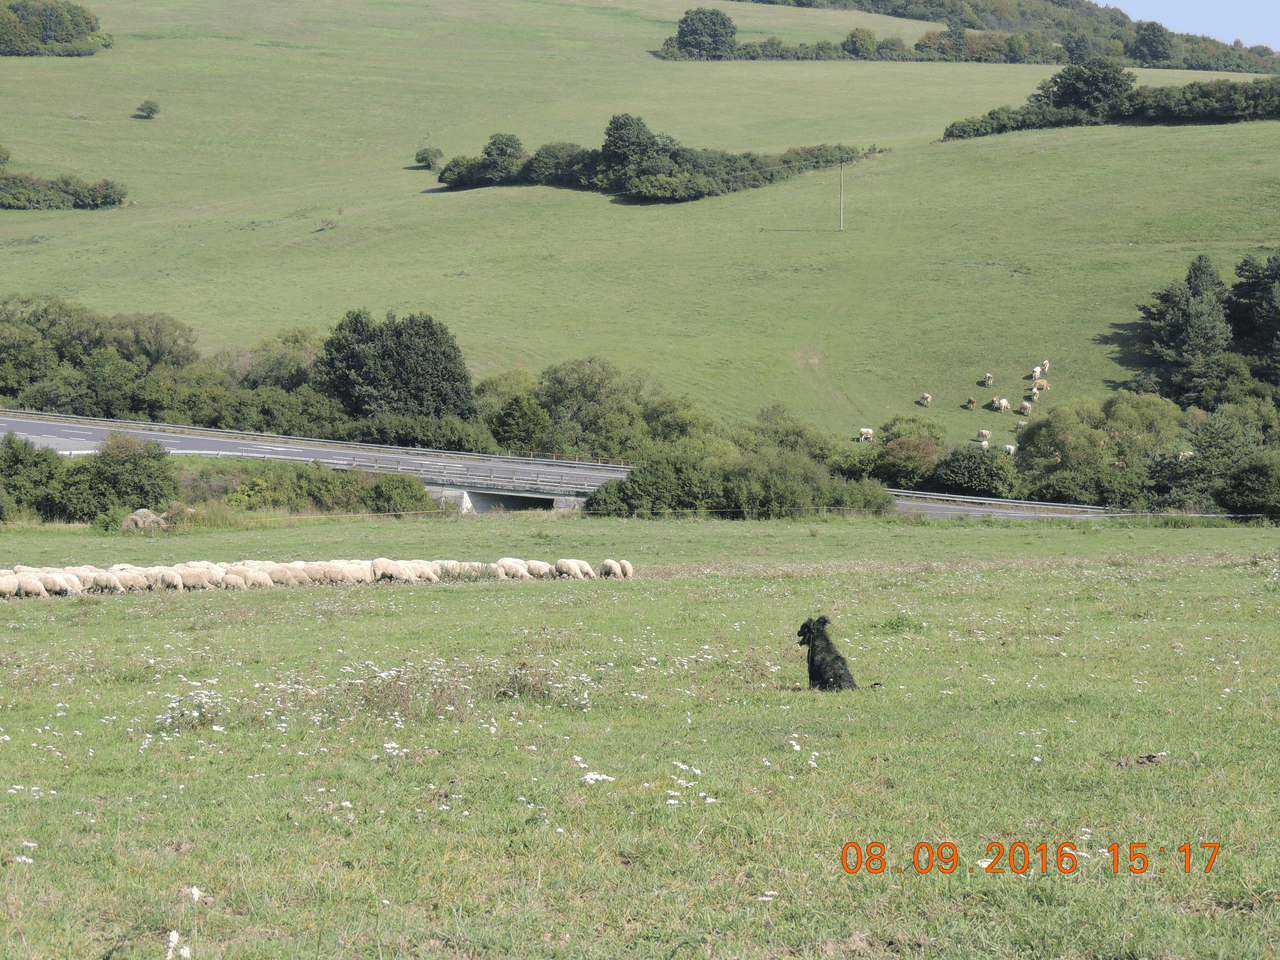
797;615;858;691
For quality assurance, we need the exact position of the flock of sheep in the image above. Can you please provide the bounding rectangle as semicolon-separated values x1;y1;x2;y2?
859;358;1055;455
0;555;635;600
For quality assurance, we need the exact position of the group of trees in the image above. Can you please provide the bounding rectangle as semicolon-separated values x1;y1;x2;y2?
659;8;1277;72
658;9;1063;64
711;0;1277;73
438;115;882;202
0;0;111;56
943;59;1280;139
0;146;126;209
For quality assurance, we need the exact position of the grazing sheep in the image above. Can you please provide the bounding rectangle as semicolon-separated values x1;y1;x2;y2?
1033;366;1042;380
1033;378;1049;391
1020;401;1033;416
921;393;932;407
1005;444;1018;455
228;566;275;589
977;429;992;441
1042;359;1050;373
599;559;623;578
570;559;598;580
524;560;555;580
220;573;248;591
980;440;989;450
372;558;414;583
619;559;634;579
555;559;586;580
796;616;858;691
858;427;874;442
0;576;19;598
90;572;126;594
985;373;994;387
1016;420;1028;433
1178;450;1195;461
967;397;977;410
434;560;462;579
17;577;49;598
406;560;441;583
1031;387;1040;401
998;398;1011;413
495;559;533;580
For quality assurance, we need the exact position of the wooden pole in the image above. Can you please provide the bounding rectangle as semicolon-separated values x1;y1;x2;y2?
839;160;844;232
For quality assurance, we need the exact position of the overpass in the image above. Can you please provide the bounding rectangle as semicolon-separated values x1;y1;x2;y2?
0;410;632;513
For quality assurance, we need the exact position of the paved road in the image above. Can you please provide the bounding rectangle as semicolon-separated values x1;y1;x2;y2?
0;411;630;499
1;411;1121;518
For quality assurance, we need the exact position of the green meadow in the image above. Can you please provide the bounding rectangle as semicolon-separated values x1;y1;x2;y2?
1;515;1278;957
2;0;1277;442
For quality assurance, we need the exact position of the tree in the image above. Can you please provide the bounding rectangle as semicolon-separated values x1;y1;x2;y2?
1032;57;1136;120
1141;256;1235;402
842;27;877;59
137;99;160;119
491;392;559;452
0;144;9;166
314;308;477;421
1134;21;1180;64
1216;449;1280;514
674;8;737;60
479;133;524;183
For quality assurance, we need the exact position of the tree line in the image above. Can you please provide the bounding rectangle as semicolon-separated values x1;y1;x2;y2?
695;1;1277;73
660;8;1063;64
0;146;126;210
942;59;1280;139
0;0;111;56
437;114;883;202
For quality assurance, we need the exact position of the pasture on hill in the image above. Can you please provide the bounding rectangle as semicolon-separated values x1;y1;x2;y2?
1;514;1278;957
1;0;1277;444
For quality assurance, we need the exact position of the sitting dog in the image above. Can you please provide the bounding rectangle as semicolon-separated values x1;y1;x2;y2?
797;615;858;691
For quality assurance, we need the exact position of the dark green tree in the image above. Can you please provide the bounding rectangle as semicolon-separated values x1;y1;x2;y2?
932;444;1023;498
315;308;477;421
1031;57;1136;120
137;99;160;119
674;8;737;60
1133;21;1180;64
1216;449;1280;514
491;392;559;452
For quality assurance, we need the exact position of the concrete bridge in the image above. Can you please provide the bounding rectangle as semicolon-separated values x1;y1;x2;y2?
0;411;633;513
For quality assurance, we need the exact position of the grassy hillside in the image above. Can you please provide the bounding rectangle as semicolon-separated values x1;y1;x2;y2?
0;0;1276;444
3;516;1279;957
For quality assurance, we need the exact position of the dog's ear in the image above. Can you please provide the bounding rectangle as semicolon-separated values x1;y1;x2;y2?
816;615;832;628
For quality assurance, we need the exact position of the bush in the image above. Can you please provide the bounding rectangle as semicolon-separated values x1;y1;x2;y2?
361;474;438;517
137;99;160;119
414;145;443;169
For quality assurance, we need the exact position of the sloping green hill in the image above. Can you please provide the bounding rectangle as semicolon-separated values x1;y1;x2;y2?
1;0;1275;442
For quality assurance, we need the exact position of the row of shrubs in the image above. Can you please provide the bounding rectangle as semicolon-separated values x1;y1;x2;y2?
0;0;111;56
438;116;882;202
944;62;1280;140
0;170;127;209
0;429;445;527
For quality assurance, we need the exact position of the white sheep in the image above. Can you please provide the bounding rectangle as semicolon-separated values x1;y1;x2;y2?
985;373;994;387
524;560;556;579
980;440;989;450
599;559;623;578
921;393;932;407
1031;387;1040;401
569;559;598;580
1042;359;1050;373
1033;378;1049;391
17;577;49;598
619;559;634;579
858;427;874;442
1004;444;1018;455
555;559;586;580
999;398;1011;413
977;429;992;441
1020;401;1033;416
1016;420;1028;433
1033;365;1042;380
0;576;18;598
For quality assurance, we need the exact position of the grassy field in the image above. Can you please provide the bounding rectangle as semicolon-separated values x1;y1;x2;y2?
1;514;1279;957
2;0;1277;443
